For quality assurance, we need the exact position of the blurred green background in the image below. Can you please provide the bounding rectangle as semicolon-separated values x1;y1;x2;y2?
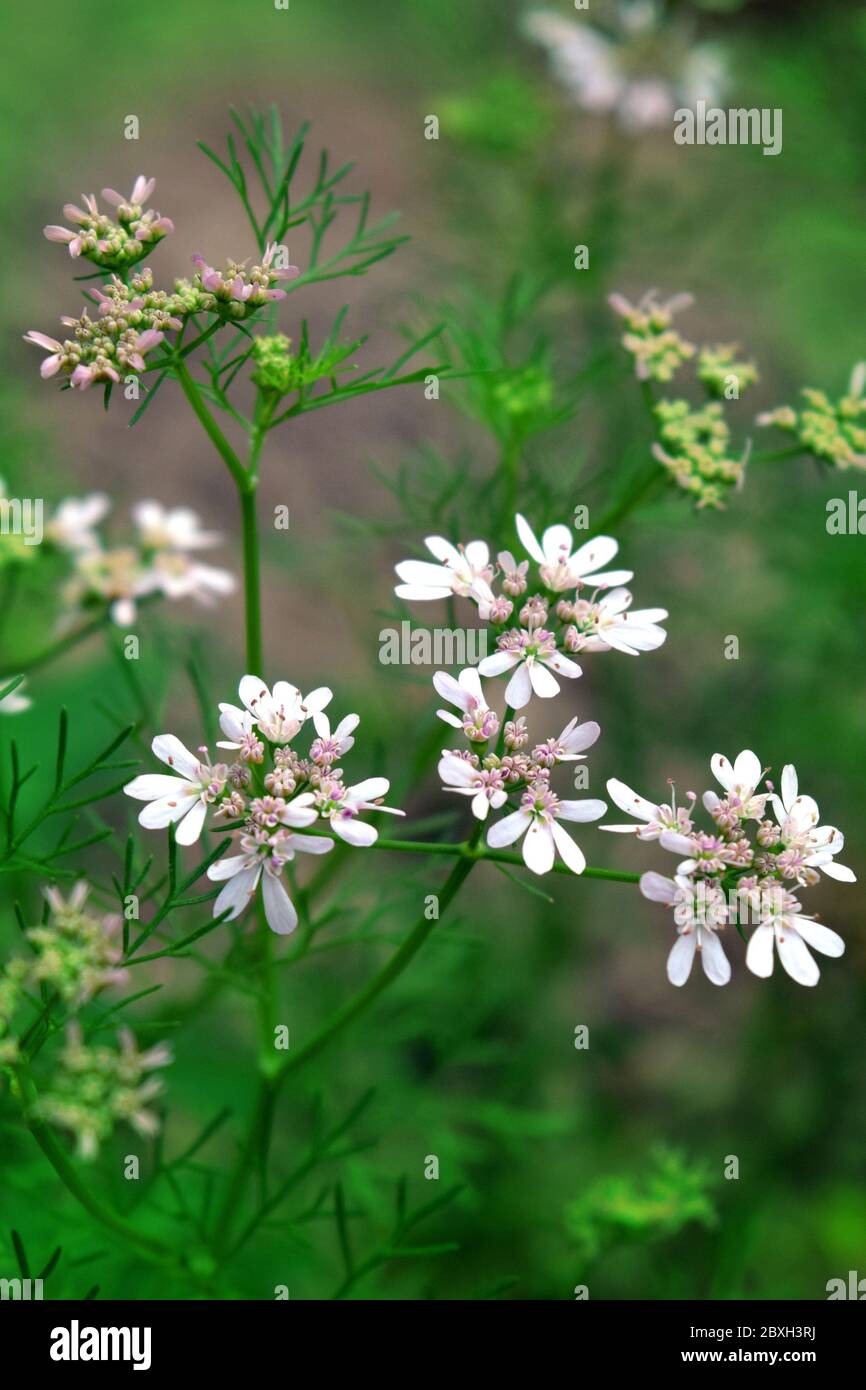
1;0;864;1299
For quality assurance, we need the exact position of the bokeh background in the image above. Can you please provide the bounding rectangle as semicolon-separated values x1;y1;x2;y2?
1;0;865;1299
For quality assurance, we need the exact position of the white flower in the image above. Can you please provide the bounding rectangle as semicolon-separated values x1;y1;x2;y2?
639;871;731;986
124;734;229;845
236;674;332;745
745;888;844;988
602;778;692;838
514;513;633;592
486;782;606;875
703;749;768;820
0;678;31;714
394;535;495;608
207;827;333;936
478;627;582;709
568;588;669;655
309;710;360;764
438;752;507;821
770;763;856;884
132;501;221;552
545;715;601;762
432;668;499;741
292;775;404;846
46;493;110;552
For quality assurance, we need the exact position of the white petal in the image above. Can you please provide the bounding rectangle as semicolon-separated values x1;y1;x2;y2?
606;778;657;822
395;559;452;590
438;753;477;788
528;660;560;699
486;808;531;848
732;749;761;790
699;929;731;986
815;859;856;883
470;790;491;820
262;872;298;935
218;703;252;742
332;817;378;847
424;535;462;567
549;818;585;874
213;866;261;921
463;540;490;570
745;923;775;978
291;834;334;855
556;798;607;823
174;797;207;846
711;754;735;792
790;917;844;958
478;650;520;678
667;931;697;986
780;763;798;810
543;652;582;679
568;535;618;577
303;686;333;715
207;853;250;882
432;670;467;708
515;513;545;564
776;928;819;986
238;674;271;717
124;773;190;802
348;777;390;802
395;582;452;601
540;523;573;566
138;791;197;830
523;820;556;875
505;662;534;709
151;734;200;779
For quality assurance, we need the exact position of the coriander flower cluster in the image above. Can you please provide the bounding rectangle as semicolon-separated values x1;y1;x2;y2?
33;1023;172;1161
395;513;667;709
607;751;854;988
610;291;757;509
45;494;235;628
436;668;605;874
758;362;866;471
125;675;404;935
26;172;298;395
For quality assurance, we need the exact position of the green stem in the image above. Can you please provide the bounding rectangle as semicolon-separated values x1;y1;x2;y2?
174;358;248;492
239;485;262;673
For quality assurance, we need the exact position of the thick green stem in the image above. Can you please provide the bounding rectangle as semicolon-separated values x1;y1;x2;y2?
239;484;262;673
174;359;248;492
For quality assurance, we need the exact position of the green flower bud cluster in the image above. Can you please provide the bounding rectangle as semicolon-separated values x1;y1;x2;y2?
652;399;746;509
697;344;759;399
33;1023;171;1161
250;331;363;397
491;364;555;422
758;365;866;471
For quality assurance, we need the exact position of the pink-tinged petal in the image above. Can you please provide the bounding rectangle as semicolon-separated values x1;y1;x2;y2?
70;365;94;389
439;753;478;788
433;670;469;709
213;865;262;921
745;923;775;978
486;808;531;849
262;871;298;935
151;733;201;779
667;931;696;986
523;820;556;875
606;778;658;822
24;330;62;352
43;224;76;243
658;830;695;855
132;175;156;204
549;818;585;874
279;803;317;828
700;930;730;986
505;661;533;709
124;773;190;802
639;871;678;904
40;355;62;379
514;513;545;564
776;928;819;986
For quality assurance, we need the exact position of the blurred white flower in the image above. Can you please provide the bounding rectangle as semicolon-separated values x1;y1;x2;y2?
522;4;727;133
46;493;110;553
132;501;221;552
